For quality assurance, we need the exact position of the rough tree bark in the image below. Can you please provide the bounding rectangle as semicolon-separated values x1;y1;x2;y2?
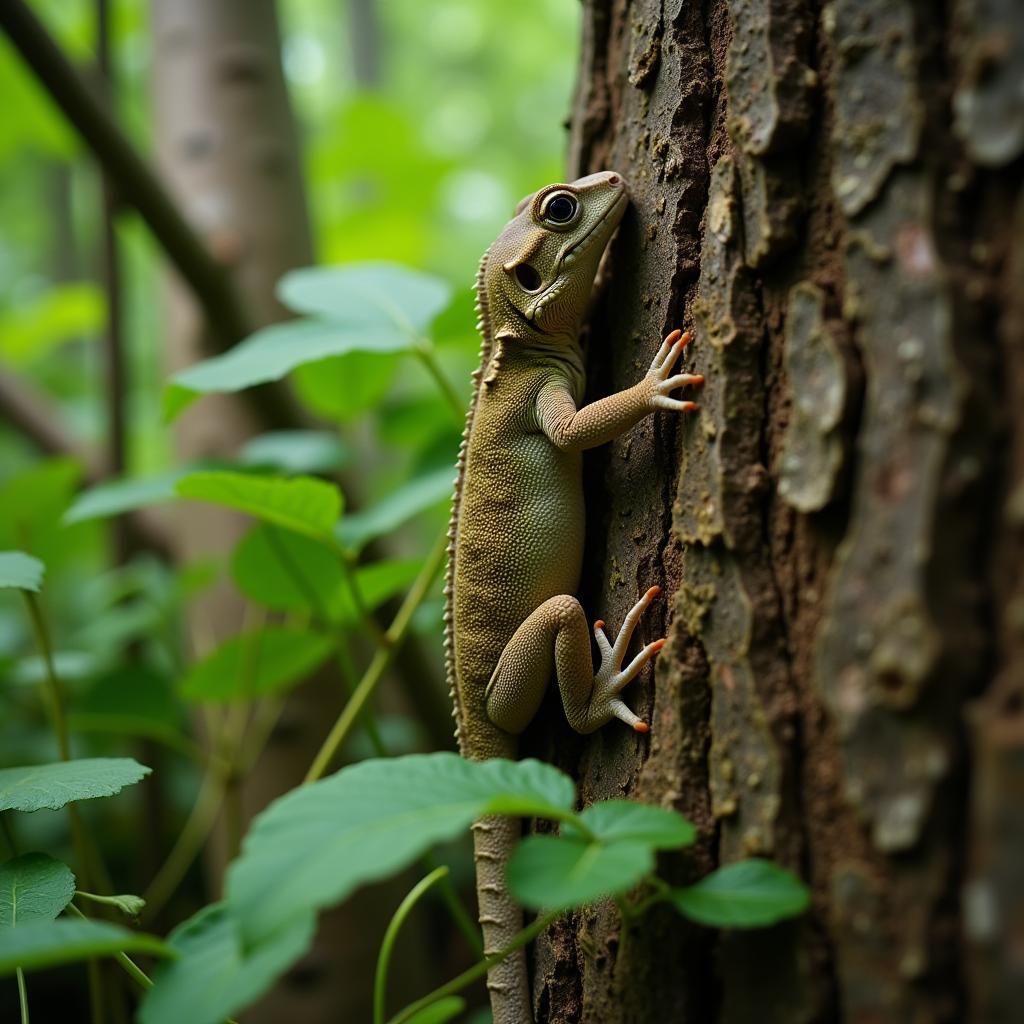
149;2;429;1019
524;2;1024;1021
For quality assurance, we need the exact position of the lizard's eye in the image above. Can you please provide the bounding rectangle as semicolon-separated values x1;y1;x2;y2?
514;264;542;291
544;194;577;224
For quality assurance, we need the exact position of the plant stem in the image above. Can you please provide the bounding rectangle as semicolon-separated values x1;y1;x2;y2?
140;696;283;922
335;548;389;648
387;908;561;1024
413;339;464;421
420;850;483;958
23;593;71;760
333;652;483;957
335;644;386;755
22;592;107;1024
141;762;223;919
66;905;152;990
16;968;29;1023
304;531;447;784
374;866;449;1024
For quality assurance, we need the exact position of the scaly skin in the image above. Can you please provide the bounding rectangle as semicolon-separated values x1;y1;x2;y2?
444;171;703;1023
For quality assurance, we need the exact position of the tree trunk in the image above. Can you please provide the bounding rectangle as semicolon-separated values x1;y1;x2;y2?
149;2;430;1018
526;1;1024;1021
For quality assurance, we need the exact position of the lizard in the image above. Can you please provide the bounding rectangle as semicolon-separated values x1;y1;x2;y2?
445;169;702;1024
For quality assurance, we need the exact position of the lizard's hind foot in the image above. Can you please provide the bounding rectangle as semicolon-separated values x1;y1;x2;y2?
591;586;665;731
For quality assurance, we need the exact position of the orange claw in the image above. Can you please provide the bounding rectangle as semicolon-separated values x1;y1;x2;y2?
651;638;667;654
664;328;682;345
644;586;661;601
681;330;694;346
634;721;651;734
594;619;605;631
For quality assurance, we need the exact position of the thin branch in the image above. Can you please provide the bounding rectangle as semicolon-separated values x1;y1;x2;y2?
304;531;447;784
0;0;300;432
0;0;249;352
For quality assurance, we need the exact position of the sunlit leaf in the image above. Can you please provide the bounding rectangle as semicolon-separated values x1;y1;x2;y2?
0;854;75;926
0;37;75;160
171;319;409;398
277;262;452;335
139;903;314;1024
507;835;653;911
0;758;151;812
238;431;350;475
336;465;452;552
227;753;575;943
668;860;810;928
0;459;81;562
64;469;188;525
0;918;169;975
176;471;342;540
178;628;334;702
0;551;44;592
0;283;104;364
571;801;697;850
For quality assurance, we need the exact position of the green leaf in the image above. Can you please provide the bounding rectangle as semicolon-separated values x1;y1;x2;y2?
0;758;151;812
329;559;421;623
0;459;81;560
238;431;350;475
0;918;169;976
0;283;105;365
668;860;810;928
277;262;452;335
506;835;653;912
403;996;467;1024
103;894;146;920
336;466;453;552
231;525;419;621
162;382;198;422
231;526;341;614
171;319;409;397
63;469;188;524
572;801;697;850
227;753;575;942
0;551;44;592
176;471;342;539
179;627;335;702
0;854;75;926
139;904;314;1024
292;350;400;422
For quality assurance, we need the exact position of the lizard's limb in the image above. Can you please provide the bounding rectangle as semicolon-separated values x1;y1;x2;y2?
536;328;702;452
485;587;663;736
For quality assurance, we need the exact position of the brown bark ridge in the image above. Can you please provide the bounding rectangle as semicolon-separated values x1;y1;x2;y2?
523;0;1024;1021
148;1;430;1019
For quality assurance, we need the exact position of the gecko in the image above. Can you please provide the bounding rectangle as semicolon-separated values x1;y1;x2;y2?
444;170;702;1023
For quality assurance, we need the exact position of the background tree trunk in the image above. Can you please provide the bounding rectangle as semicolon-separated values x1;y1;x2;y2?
525;1;1024;1021
149;2;430;1019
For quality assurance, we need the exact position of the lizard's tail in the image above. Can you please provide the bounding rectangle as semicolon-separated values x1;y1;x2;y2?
472;811;533;1024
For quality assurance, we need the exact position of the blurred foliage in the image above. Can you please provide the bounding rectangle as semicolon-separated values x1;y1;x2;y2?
0;0;578;1018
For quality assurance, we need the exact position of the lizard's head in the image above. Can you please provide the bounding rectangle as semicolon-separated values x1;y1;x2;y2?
484;170;628;342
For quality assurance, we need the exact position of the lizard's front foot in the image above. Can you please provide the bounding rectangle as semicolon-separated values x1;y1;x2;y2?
591;586;665;732
646;328;703;413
